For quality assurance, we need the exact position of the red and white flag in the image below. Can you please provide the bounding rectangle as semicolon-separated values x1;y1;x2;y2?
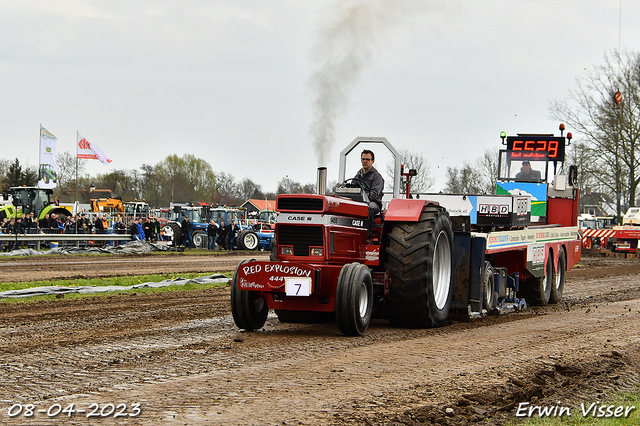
77;132;112;165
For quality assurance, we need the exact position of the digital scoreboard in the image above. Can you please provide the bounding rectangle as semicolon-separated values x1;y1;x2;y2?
506;136;566;162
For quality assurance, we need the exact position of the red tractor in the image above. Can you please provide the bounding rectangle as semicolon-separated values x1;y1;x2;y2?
231;137;454;335
231;133;581;335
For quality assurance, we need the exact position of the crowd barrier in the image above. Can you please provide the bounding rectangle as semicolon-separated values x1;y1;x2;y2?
0;232;135;250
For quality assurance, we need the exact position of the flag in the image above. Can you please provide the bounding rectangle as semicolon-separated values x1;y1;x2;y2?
77;132;112;165
38;125;58;189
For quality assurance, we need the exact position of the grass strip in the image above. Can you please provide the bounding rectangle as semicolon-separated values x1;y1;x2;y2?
0;272;233;303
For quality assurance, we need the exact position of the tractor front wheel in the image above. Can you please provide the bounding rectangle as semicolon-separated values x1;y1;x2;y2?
231;259;268;331
384;204;454;328
335;262;373;336
191;230;207;249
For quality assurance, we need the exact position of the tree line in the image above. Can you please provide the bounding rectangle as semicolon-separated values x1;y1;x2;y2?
0;149;436;208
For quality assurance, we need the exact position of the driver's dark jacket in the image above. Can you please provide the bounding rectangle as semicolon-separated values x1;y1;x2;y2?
354;166;384;206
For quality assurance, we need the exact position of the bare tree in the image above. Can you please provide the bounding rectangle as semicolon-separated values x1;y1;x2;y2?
444;161;486;194
55;151;86;197
475;147;500;194
550;49;640;220
385;148;434;194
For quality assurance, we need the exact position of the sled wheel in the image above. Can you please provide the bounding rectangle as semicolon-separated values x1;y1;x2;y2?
483;261;498;310
526;250;554;306
549;248;566;303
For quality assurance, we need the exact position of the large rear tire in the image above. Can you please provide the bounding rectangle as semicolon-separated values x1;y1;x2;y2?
335;262;373;336
231;259;268;331
384;204;454;328
162;223;183;246
525;250;554;306
549;249;566;303
237;230;259;250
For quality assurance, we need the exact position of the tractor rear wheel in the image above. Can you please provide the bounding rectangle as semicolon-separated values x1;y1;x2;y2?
335;262;373;336
525;250;554;306
237;230;259;250
191;230;207;249
549;249;566;303
384;204;454;328
161;223;183;246
231;259;268;331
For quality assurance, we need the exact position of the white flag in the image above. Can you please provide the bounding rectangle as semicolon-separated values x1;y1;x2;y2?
77;132;112;165
38;125;58;189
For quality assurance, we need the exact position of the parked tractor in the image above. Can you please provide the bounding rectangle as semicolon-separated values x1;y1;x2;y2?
231;128;582;336
9;186;71;222
161;203;209;248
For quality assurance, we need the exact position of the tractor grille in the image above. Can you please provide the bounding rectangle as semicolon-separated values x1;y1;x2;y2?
278;225;323;256
277;197;324;211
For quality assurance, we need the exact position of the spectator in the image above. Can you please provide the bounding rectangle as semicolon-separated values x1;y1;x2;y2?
152;217;161;242
130;218;145;241
94;215;106;234
143;217;153;241
112;217;126;246
225;220;240;251
48;213;59;234
14;217;25;249
15;216;25;234
207;219;218;250
113;217;126;234
3;217;17;251
181;216;193;249
217;220;227;249
23;213;36;234
39;213;50;233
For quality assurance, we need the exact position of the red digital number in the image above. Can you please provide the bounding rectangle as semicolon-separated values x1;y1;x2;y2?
548;140;558;158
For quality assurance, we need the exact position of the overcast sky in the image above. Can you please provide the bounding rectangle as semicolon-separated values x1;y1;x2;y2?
1;0;638;194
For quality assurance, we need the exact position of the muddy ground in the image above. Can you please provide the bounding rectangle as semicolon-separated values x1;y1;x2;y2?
0;253;639;425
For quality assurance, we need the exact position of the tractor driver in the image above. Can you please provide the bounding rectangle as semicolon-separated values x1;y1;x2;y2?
353;149;384;239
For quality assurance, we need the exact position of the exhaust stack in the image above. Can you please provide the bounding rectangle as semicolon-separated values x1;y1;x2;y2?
316;167;327;195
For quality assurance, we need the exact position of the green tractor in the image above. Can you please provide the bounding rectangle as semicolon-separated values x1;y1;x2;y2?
0;197;18;221
9;186;71;221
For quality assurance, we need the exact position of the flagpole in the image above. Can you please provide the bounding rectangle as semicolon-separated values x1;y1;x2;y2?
75;131;79;233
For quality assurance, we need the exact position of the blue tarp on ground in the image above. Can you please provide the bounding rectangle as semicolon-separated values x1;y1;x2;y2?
0;240;168;256
0;274;230;298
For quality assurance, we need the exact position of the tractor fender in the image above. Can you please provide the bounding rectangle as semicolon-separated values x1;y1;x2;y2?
383;199;440;222
39;205;71;221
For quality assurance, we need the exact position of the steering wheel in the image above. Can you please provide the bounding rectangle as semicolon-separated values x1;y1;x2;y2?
342;178;371;193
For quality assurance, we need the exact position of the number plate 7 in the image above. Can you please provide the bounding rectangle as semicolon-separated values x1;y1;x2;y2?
284;277;312;296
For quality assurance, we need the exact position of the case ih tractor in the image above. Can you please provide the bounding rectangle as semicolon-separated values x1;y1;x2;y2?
231;131;581;336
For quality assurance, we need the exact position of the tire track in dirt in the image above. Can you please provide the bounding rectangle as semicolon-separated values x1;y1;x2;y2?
0;254;639;425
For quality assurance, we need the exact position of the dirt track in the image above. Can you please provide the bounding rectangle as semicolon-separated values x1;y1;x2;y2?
0;254;639;425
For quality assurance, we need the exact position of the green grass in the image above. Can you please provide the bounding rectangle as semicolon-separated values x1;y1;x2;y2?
0;272;233;304
511;385;640;425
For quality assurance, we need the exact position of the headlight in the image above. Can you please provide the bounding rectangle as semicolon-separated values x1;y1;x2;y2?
281;246;293;255
310;247;323;256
